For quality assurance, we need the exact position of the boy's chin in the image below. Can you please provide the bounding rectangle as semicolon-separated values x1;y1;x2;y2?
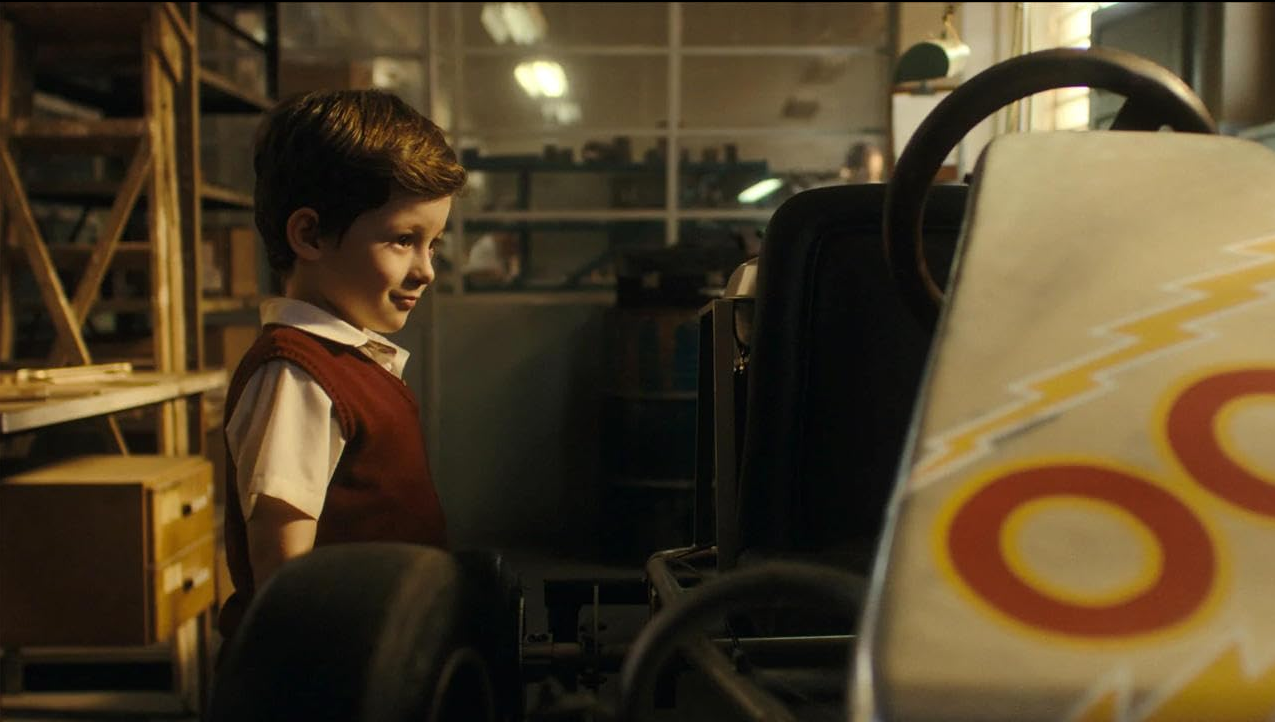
368;314;410;334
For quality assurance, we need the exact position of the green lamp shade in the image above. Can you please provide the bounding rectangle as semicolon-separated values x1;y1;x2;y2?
896;37;971;83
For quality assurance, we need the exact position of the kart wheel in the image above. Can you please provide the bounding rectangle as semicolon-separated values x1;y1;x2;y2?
208;543;497;722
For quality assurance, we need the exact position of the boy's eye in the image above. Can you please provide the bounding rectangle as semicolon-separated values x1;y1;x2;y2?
394;234;414;247
429;237;445;256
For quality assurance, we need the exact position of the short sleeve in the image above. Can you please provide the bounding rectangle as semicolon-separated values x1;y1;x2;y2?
224;360;346;521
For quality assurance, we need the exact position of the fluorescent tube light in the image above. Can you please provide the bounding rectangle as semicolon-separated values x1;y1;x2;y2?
737;178;784;204
514;60;567;98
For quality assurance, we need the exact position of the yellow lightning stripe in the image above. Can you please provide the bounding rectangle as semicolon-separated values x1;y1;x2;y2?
1072;643;1275;722
1073;690;1119;722
1141;644;1275;722
915;237;1275;484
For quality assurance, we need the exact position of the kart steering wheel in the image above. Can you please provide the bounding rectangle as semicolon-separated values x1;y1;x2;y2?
884;46;1217;331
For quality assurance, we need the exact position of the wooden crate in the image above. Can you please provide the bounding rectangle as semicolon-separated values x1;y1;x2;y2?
0;455;215;647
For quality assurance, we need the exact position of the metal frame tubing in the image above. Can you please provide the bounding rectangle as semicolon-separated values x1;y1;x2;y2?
618;554;865;722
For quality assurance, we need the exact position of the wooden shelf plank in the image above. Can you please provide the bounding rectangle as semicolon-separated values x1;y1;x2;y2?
4;118;146;154
200;181;253;210
0;369;227;435
199;295;263;314
0;690;189;717
199;68;272;114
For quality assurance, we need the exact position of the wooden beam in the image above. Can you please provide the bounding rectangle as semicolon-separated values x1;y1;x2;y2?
0;19;13;120
1;20;15;363
71;140;153;325
162;2;194;49
0;144;126;449
0;145;92;364
144;9;187;454
4;117;146;154
48;139;153;364
155;8;185;85
176;3;203;372
0;220;13;362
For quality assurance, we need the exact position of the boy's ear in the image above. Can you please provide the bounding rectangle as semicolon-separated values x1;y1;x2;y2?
285;207;324;261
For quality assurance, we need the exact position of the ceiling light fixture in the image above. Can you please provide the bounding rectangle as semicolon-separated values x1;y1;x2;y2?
737;178;784;204
481;2;547;46
514;60;567;98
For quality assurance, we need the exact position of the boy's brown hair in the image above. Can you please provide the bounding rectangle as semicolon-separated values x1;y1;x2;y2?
253;89;467;273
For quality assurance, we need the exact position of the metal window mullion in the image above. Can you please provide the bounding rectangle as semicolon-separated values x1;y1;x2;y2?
678;209;773;221
666;2;681;247
460;125;887;139
680;44;880;56
285;48;427;61
464;210;774;223
450;1;466;297
467;210;668;222
461;44;882;57
427;3;439;123
466;45;667;56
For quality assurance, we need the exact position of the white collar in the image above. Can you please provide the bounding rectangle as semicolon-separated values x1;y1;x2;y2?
259;297;410;378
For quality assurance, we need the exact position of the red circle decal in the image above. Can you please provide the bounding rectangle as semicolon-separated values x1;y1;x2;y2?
948;465;1214;637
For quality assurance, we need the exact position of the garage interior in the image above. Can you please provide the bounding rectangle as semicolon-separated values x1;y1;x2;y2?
1;2;1274;721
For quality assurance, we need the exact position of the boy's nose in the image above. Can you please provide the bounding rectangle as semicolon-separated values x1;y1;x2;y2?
408;248;436;287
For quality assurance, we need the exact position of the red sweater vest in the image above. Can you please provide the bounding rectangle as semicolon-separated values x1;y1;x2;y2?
218;324;447;638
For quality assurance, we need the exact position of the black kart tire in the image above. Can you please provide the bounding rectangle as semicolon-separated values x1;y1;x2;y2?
208;543;498;722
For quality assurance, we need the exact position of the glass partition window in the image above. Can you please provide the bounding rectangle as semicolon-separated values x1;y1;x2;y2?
680;54;889;130
681;2;890;46
459;2;668;47
437;3;891;292
460;55;669;132
279;3;431;116
281;3;428;51
451;223;665;293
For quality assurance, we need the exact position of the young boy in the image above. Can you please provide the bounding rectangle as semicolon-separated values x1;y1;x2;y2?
217;89;466;640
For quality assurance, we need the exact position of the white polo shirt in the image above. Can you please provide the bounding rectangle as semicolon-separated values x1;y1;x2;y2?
224;298;410;522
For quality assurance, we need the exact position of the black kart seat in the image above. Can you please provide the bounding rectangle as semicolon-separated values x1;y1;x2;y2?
727;182;969;573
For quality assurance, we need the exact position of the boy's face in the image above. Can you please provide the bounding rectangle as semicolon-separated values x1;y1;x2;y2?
311;189;452;334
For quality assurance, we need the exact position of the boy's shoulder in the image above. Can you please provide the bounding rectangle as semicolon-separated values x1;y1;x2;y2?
228;325;342;388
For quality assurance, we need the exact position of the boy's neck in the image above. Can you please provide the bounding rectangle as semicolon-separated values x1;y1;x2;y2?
282;272;343;324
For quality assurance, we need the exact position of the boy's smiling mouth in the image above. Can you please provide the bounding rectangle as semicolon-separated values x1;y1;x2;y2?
390;293;419;310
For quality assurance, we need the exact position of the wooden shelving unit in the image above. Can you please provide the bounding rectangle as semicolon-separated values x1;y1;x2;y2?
0;2;277;715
